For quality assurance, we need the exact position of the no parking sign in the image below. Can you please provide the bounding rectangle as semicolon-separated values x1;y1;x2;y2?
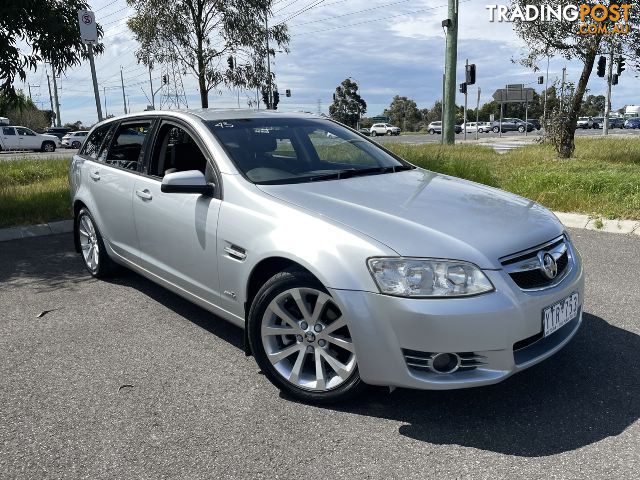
77;10;97;44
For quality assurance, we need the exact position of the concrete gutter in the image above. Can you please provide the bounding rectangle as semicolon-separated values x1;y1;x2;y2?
0;213;639;243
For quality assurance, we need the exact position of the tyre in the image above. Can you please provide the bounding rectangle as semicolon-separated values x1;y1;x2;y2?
428;129;435;134
248;269;365;404
72;141;81;149
493;126;500;133
41;141;55;152
386;130;392;136
518;126;525;133
371;130;377;136
75;208;117;278
478;128;484;133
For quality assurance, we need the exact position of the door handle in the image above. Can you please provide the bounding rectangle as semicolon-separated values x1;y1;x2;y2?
135;189;153;201
89;171;100;181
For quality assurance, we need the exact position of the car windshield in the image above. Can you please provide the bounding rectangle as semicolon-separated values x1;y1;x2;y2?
206;117;412;185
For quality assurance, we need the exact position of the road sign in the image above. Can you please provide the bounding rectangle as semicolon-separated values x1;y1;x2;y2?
372;116;390;123
78;10;98;44
492;86;535;103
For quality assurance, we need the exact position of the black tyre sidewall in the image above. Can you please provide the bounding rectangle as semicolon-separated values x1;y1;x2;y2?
247;269;365;404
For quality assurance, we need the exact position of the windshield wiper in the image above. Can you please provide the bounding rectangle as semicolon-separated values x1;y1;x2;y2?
308;164;413;182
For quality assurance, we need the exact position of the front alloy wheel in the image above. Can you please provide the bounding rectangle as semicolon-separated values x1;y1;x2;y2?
249;270;364;403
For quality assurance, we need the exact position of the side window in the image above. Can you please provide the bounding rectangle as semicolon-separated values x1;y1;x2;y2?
16;127;36;136
101;121;151;171
3;127;15;135
81;124;111;159
149;124;208;178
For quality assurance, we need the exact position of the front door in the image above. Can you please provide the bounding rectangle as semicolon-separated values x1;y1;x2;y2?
133;121;221;303
16;127;40;150
1;127;19;150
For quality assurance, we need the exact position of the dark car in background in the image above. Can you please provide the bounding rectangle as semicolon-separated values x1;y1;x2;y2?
528;119;541;130
45;127;71;139
609;117;625;129
624;117;640;129
492;118;534;133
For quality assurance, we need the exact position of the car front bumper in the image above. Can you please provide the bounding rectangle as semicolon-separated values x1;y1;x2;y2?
328;248;584;390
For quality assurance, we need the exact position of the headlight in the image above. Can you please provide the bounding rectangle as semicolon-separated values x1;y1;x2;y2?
367;258;494;298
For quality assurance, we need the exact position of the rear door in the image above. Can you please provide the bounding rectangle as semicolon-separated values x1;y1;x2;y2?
132;119;222;303
81;119;154;261
1;127;18;150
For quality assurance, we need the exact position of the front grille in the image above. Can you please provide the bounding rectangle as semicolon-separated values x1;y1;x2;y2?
500;236;571;290
402;349;486;373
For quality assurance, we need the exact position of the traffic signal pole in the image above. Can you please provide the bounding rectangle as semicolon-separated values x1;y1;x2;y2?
264;13;273;109
603;47;614;136
443;0;459;144
463;59;468;141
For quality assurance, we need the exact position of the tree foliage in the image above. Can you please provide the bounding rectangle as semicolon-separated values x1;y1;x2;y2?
579;94;606;117
328;79;367;128
0;90;50;130
0;0;104;102
126;0;289;108
511;0;640;157
383;96;421;131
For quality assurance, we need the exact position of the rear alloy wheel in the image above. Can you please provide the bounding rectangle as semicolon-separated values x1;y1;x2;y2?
72;141;81;149
428;129;435;134
518;125;525;133
493;126;500;133
248;270;364;403
371;130;377;136
41;141;55;152
386;130;393;136
76;208;117;278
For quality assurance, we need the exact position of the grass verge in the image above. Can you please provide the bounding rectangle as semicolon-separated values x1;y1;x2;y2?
0;158;72;228
386;138;640;220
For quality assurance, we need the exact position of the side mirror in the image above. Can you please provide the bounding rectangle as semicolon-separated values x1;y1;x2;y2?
161;170;214;195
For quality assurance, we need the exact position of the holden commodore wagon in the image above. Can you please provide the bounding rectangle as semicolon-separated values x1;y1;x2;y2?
69;109;584;403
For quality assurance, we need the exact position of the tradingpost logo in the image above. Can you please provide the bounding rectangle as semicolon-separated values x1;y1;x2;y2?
486;3;632;35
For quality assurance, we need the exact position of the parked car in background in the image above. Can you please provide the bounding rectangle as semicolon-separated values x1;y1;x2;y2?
576;117;594;129
477;122;492;133
624;117;640;129
491;118;534;133
528;119;541;130
591;117;604;129
461;122;482;133
0;125;60;152
609;117;625;129
62;131;89;149
70;109;584;403
46;127;72;139
357;127;371;136
427;121;462;134
370;123;400;136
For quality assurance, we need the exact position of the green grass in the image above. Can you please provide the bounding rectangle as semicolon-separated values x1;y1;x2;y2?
385;138;640;220
0;158;72;228
0;138;639;229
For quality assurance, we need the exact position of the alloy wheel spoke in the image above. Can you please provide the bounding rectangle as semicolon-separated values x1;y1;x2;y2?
320;349;350;380
269;302;301;330
326;335;354;353
314;348;326;390
268;343;302;364
322;316;346;336
289;349;306;383
262;324;296;336
78;228;89;238
310;293;329;324
291;289;312;323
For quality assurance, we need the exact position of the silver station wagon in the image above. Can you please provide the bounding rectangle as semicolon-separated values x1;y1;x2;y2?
70;110;584;403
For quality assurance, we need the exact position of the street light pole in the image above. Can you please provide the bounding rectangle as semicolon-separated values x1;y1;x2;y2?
442;0;459;144
264;12;272;109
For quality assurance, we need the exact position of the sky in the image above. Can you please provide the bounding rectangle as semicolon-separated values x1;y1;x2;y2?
16;0;640;126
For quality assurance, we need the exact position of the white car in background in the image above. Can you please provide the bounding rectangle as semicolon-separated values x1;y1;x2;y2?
62;131;89;149
461;122;490;133
370;123;401;136
0;125;60;152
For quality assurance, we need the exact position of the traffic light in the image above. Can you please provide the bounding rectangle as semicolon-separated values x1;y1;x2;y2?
285;89;291;97
538;75;544;84
273;90;280;110
261;87;270;109
459;82;467;94
597;56;606;77
617;56;625;76
465;64;476;85
612;74;619;85
227;56;235;70
162;74;168;85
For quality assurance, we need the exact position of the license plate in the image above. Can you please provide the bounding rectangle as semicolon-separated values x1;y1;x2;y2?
542;292;580;337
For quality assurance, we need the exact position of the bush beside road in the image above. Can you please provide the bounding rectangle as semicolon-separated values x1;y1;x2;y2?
1;138;639;229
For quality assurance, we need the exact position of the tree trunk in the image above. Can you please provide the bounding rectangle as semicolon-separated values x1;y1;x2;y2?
198;70;208;108
557;48;597;158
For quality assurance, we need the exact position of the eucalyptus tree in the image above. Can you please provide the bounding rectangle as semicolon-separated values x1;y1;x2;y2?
127;0;289;108
511;0;639;157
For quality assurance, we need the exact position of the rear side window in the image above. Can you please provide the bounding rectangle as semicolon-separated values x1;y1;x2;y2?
101;122;151;171
3;127;15;135
81;124;111;159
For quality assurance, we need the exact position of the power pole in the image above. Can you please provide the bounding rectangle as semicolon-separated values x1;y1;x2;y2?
543;56;550;124
603;46;615;136
442;0;459;144
463;58;468;141
27;83;39;101
149;67;155;109
475;87;480;141
46;72;55;127
264;12;273;109
103;86;108;117
120;67;128;114
51;67;61;127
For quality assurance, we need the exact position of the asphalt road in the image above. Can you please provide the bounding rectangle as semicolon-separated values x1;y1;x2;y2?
0;229;638;479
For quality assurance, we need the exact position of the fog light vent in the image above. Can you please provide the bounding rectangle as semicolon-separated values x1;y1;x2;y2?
402;349;487;374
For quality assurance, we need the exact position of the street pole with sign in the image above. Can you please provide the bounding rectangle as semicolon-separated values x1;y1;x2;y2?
78;10;103;122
